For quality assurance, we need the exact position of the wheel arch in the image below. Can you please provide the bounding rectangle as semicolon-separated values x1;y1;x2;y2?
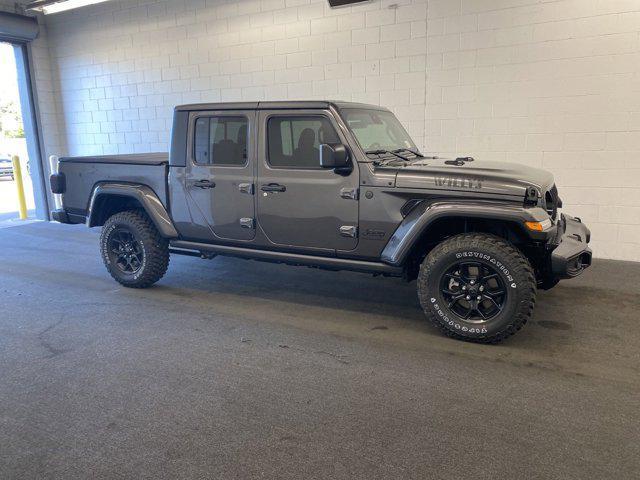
87;183;178;238
381;200;550;271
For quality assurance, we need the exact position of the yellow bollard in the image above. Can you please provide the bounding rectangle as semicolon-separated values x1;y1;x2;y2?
11;155;28;220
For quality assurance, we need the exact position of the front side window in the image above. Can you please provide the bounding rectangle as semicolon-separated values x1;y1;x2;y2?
267;116;340;169
194;116;248;166
341;108;417;153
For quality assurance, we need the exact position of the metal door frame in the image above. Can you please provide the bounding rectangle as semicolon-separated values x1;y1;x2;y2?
255;108;360;253
184;109;257;242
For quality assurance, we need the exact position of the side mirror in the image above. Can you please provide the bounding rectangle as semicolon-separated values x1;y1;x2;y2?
320;143;350;170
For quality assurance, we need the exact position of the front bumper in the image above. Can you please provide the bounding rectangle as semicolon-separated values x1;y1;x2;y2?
549;214;592;279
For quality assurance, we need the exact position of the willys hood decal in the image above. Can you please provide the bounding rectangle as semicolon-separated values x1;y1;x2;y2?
384;159;555;196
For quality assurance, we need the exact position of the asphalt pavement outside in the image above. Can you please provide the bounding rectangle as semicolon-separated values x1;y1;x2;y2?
0;221;638;479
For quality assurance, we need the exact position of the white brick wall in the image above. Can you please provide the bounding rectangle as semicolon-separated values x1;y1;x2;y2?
30;19;66;164
426;0;640;262
23;0;640;261
43;0;428;156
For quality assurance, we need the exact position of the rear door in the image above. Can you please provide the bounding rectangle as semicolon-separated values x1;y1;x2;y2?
256;109;359;252
183;110;256;242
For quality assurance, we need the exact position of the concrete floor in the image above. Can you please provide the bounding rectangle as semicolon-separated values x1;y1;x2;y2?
1;222;638;480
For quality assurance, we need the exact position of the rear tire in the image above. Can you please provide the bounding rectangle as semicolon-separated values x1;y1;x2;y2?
417;233;536;343
100;210;169;288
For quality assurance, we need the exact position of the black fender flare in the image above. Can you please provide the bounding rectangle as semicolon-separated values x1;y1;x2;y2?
87;183;179;238
380;200;551;266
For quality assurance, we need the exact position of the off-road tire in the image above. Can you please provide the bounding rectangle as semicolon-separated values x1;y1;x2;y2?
417;233;536;343
100;210;169;288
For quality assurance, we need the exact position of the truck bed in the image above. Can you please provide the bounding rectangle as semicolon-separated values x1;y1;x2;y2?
58;153;169;219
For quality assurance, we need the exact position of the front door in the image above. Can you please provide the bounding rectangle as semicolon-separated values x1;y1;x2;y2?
184;110;256;242
257;110;359;252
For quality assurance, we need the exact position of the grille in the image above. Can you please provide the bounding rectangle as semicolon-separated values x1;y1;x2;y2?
545;184;560;220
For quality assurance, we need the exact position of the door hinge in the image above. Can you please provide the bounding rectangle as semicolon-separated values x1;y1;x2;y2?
339;225;358;238
240;218;255;229
340;188;358;200
239;183;254;195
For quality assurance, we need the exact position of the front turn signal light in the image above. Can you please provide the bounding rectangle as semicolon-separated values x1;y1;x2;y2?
525;221;544;231
525;219;552;231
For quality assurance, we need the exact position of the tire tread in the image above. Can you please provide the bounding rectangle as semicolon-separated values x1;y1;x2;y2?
417;233;536;344
101;210;169;288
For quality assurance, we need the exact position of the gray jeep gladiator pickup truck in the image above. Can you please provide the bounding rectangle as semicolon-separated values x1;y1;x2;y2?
50;101;591;343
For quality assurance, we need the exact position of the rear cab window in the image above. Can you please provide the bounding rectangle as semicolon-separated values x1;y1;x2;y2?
194;116;248;166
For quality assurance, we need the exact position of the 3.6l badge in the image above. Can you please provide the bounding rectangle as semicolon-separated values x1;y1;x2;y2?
362;228;386;240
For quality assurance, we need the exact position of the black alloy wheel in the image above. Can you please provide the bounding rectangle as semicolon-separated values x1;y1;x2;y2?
440;261;507;322
417;233;536;343
107;228;144;274
100;210;169;288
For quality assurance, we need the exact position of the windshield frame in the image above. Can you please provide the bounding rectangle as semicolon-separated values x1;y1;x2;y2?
339;107;419;156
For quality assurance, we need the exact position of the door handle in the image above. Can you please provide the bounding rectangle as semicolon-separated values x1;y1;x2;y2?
261;183;286;193
191;179;215;189
238;182;254;195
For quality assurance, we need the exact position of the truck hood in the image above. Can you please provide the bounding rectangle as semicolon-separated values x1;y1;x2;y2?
384;158;555;197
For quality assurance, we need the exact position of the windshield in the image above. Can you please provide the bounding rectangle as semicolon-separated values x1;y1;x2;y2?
342;108;418;153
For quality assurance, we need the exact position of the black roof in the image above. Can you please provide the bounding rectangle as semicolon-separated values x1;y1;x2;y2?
174;101;390;112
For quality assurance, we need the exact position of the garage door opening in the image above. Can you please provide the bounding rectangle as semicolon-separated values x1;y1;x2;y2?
0;41;36;222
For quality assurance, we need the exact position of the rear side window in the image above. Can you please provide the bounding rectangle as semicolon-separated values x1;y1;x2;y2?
194;116;248;166
267;116;339;169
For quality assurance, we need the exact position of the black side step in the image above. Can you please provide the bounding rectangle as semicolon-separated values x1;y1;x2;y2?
170;240;403;276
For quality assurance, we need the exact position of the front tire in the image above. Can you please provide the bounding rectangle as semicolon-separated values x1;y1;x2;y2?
417;233;536;343
100;210;169;288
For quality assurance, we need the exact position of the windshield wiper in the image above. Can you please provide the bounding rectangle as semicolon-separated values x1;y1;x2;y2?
393;148;441;160
365;149;410;161
392;148;425;158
